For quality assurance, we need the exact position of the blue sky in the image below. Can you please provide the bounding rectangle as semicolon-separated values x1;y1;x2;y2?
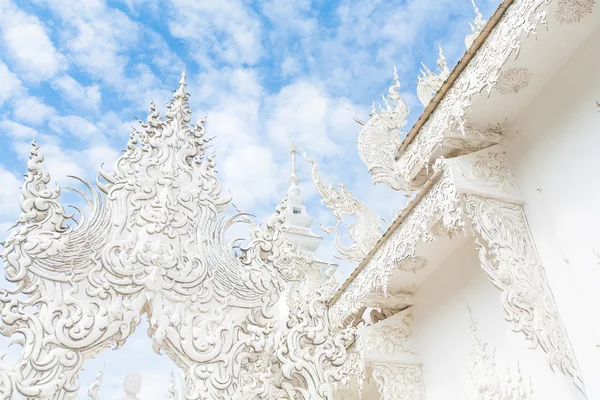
0;0;500;398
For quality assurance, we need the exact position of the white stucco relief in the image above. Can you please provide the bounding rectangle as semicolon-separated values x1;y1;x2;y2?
330;146;586;395
467;307;534;400
369;363;425;400
0;75;354;400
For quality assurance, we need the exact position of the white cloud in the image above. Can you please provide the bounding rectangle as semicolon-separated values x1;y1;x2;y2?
168;0;263;66
49;115;103;140
0;0;65;82
221;144;282;210
0;62;22;106
12;96;56;125
35;0;139;84
52;75;102;111
0;120;39;139
265;80;358;156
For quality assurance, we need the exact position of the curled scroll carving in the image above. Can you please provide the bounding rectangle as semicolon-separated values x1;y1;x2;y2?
465;0;487;49
370;363;425;400
303;151;383;262
353;67;410;190
0;73;350;400
417;46;451;107
464;195;585;395
366;312;415;355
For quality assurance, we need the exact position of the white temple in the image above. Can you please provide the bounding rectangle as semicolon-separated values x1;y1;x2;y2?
1;0;600;399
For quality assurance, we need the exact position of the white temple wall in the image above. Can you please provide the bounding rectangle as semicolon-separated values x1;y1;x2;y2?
506;23;600;399
411;239;575;399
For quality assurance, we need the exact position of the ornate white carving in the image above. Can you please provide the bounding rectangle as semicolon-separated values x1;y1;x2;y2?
353;67;410;190
168;371;180;400
395;256;428;273
400;0;554;189
465;0;488;49
0;74;351;400
463;150;514;192
303;151;383;262
366;312;415;355
417;46;451;107
330;159;464;326
370;363;425;400
332;338;366;399
494;67;532;95
467;307;534;400
273;264;356;399
87;365;104;400
464;195;585;395
555;0;596;24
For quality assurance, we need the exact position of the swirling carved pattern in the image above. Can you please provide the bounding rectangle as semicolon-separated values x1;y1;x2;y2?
330;159;463;327
494;68;532;95
370;363;425;400
354;67;410;190
464;195;585;395
400;0;558;190
465;0;487;49
303;151;383;262
417;46;451;107
0;74;349;399
467;307;534;400
464;150;514;192
366;312;415;355
555;0;596;24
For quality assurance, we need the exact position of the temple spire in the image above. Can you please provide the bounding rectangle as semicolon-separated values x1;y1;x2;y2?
288;142;301;197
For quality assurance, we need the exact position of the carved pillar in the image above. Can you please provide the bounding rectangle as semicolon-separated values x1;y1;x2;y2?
460;159;585;395
370;363;425;400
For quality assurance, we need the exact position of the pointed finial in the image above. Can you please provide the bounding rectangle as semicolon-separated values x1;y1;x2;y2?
288;142;301;195
290;141;299;177
179;70;187;87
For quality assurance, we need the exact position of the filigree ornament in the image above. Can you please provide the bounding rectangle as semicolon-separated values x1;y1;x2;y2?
303;151;383;263
395;256;428;273
463;150;514;192
554;0;596;24
417;46;451;107
0;74;350;400
370;363;425;400
330;159;464;327
400;0;553;188
467;307;534;400
366;312;415;355
465;0;488;49
87;365;104;400
352;67;410;190
494;68;532;95
464;195;585;395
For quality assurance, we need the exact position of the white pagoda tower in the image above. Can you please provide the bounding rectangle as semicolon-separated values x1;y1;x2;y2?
279;143;329;267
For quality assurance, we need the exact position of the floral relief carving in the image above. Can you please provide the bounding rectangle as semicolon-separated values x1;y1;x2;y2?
395;256;428;273
463;150;514;192
366;312;415;355
370;363;425;400
494;67;532;95
554;0;596;24
464;195;585;395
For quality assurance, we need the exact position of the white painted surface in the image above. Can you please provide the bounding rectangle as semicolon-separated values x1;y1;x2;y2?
506;23;600;399
412;239;579;399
